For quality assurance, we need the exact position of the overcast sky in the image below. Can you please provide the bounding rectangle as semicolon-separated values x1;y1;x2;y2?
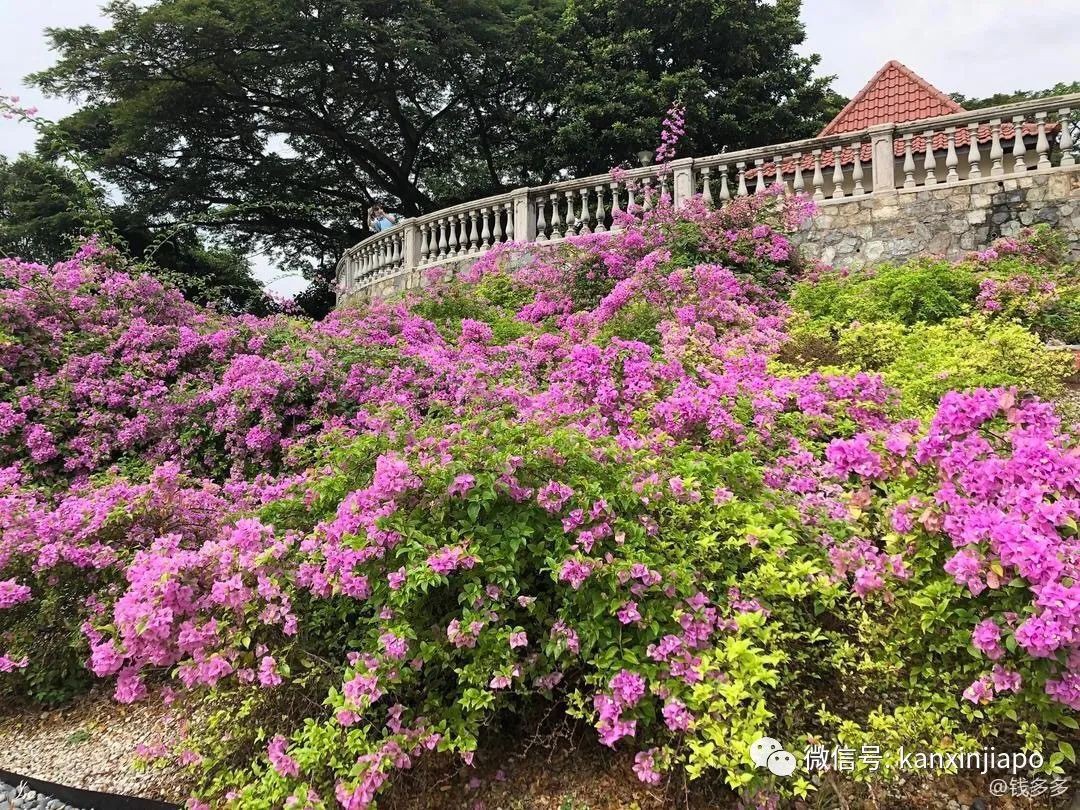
1;0;1078;295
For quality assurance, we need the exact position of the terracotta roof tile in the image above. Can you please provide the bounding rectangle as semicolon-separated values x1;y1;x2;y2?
818;60;965;137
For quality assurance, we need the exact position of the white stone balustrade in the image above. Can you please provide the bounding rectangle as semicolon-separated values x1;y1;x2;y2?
337;93;1080;300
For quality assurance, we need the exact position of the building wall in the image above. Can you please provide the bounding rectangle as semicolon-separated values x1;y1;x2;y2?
794;166;1080;268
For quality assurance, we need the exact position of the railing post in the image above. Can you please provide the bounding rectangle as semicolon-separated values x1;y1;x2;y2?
868;123;896;192
401;220;421;271
671;158;695;206
511;187;535;241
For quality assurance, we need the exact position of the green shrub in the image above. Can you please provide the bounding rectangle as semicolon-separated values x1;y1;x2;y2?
838;316;1072;414
791;260;978;327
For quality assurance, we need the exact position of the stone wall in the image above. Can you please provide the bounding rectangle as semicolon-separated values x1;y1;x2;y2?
794;165;1080;268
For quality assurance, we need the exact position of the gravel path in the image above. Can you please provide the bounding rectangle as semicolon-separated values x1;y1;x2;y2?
0;687;190;803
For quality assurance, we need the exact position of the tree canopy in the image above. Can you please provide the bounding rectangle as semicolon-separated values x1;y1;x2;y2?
0;154;270;314
30;0;842;287
949;81;1080;110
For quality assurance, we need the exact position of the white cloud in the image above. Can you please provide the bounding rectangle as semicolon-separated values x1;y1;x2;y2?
799;0;1079;99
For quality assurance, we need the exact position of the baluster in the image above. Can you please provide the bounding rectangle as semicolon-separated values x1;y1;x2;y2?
480;207;492;249
609;181;622;220
549;193;563;237
437;218;448;259
1035;112;1051;170
851;143;864;195
468;210;480;252
1060;108;1076;167
425;222;436;261
417;223;429;263
564;190;577;235
736;162;749;197
503;201;515;241
496;203;508;243
450;214;463;256
990;119;1004;177
1012;115;1028;172
966;124;982;180
391;234;401;267
831;145;844;198
535;198;548;242
718;165;731;201
792;152;805;194
453;214;463;255
578;188;593;234
642;179;653;211
627;184;636;211
945;128;959;183
700;167;713;204
593;186;607;232
772;156;786;193
754;158;766;194
811;150;825;200
902;133;916;188
922;130;938;185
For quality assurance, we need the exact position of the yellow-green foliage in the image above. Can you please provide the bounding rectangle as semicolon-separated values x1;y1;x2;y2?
790;260;978;327
837;316;1073;414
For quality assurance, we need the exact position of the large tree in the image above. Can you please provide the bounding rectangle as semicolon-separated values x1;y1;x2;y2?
31;0;840;285
533;0;844;177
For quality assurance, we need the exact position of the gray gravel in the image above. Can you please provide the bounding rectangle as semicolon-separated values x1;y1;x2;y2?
0;781;81;809
0;687;190;802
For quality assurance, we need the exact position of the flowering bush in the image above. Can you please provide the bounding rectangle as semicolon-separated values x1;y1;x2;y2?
1;190;1078;807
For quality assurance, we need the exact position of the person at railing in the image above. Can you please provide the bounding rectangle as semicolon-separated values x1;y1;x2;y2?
367;204;398;233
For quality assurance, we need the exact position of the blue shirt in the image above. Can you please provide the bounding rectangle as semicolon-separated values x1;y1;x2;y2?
373;216;396;232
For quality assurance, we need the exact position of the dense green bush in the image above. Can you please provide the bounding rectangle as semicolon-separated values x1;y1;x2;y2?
791;260;979;327
791;226;1079;344
836;316;1073;414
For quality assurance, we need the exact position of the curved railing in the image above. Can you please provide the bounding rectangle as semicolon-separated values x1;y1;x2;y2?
336;93;1080;300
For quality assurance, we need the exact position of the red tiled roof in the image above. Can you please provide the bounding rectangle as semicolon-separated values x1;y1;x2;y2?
818;60;965;137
